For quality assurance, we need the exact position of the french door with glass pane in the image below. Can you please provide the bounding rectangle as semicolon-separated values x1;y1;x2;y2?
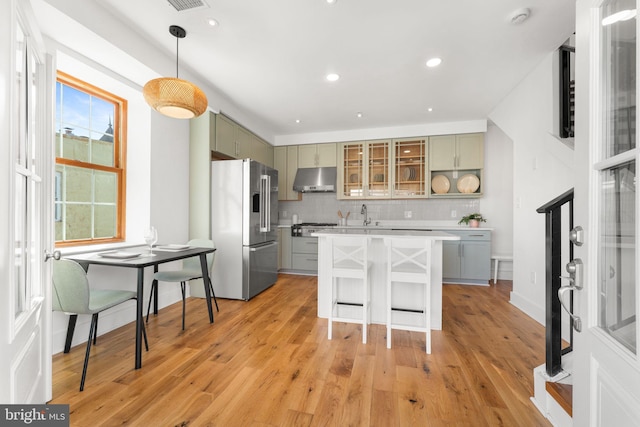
0;0;54;403
572;0;640;423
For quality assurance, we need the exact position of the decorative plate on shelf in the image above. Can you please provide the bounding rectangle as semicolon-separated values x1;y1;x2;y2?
373;173;385;182
403;167;417;181
456;174;480;193
431;175;450;194
349;173;359;183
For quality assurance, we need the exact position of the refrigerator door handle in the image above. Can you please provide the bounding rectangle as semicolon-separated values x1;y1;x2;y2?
260;174;271;232
249;241;278;252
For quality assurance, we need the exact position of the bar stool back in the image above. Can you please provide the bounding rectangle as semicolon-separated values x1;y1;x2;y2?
327;235;371;344
385;237;433;353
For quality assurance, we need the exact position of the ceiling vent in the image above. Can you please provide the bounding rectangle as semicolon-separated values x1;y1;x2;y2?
166;0;209;12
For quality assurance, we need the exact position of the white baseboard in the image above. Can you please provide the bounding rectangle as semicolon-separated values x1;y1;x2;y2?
509;291;545;325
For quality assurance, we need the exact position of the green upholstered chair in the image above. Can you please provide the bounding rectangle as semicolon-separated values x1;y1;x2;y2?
146;239;219;330
52;258;148;391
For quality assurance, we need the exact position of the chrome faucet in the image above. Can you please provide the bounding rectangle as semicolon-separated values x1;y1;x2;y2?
361;204;371;226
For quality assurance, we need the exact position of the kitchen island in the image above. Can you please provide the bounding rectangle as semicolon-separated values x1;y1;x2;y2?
312;228;459;330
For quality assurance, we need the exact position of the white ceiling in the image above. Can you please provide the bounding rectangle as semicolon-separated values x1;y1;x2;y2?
68;0;575;137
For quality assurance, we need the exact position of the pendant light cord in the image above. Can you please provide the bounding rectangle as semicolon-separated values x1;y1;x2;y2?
176;35;179;78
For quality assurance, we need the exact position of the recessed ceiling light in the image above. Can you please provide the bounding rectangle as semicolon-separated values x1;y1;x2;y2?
206;18;218;27
602;9;637;26
426;57;442;68
327;0;337;4
326;73;340;82
428;108;433;112
356;112;363;118
295;119;301;123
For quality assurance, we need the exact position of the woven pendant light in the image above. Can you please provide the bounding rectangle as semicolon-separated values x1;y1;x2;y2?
143;25;207;119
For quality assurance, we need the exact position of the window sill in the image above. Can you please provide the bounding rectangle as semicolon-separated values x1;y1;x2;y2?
57;241;145;257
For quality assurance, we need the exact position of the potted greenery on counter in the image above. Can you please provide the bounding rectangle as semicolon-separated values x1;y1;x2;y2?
458;213;486;228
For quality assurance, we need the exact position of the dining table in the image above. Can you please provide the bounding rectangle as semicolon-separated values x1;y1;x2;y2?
65;244;217;369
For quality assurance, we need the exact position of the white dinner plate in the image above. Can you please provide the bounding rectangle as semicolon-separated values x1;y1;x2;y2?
403;168;411;180
456;174;480;193
98;251;141;259
431;175;450;194
156;244;190;250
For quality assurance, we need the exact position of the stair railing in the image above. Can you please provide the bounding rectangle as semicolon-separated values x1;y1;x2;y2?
536;188;574;377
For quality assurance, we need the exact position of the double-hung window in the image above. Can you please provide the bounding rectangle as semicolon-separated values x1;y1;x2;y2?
55;71;127;246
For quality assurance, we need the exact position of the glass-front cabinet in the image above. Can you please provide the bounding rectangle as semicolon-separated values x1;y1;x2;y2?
392;137;427;198
338;133;483;200
338;140;390;199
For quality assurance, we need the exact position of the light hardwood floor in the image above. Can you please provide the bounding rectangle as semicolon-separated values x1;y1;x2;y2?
50;275;551;426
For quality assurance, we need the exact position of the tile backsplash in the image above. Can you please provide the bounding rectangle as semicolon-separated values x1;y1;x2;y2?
279;193;480;224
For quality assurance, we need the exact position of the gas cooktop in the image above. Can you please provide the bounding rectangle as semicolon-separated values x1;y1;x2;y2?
291;222;337;237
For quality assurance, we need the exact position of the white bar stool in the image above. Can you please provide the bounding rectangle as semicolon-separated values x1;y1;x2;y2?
327;235;371;344
384;237;433;353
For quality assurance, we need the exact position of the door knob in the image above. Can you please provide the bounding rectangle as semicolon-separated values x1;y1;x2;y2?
569;226;584;246
558;286;582;332
565;258;583;289
44;250;61;262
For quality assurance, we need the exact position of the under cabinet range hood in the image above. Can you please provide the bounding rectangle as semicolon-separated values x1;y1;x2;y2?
293;167;337;192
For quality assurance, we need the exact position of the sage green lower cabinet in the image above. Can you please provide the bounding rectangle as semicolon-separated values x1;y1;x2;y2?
279;227;292;269
442;230;491;285
291;237;318;272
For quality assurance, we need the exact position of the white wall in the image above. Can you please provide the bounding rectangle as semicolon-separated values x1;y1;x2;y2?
481;123;514;278
489;51;575;324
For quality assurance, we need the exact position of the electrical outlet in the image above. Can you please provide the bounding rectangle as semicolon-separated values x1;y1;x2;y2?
451;209;457;218
530;272;536;284
404;211;412;218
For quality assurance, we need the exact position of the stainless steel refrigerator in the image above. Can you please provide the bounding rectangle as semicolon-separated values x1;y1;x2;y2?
210;159;279;300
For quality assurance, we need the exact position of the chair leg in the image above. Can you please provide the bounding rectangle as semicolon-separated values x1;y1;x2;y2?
362;272;368;344
426;282;431;355
64;314;78;353
146;281;157;323
387;282;392;349
93;314;99;345
180;281;186;330
142;319;149;351
209;281;219;312
328;278;334;340
80;313;99;392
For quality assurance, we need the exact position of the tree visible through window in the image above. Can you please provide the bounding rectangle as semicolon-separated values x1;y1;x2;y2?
55;72;127;245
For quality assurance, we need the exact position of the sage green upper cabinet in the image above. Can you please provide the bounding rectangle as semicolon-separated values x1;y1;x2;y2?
429;133;484;198
429;133;484;170
236;126;253;159
214;114;273;166
274;146;300;201
214;114;238;158
298;143;337;168
257;138;274;168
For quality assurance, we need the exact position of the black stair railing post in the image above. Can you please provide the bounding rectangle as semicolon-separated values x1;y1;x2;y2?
546;205;562;376
537;188;574;378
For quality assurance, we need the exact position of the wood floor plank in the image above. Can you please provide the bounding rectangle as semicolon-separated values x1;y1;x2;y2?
50;276;552;426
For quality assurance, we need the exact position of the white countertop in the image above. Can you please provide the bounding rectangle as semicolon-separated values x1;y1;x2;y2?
311;228;460;240
279;220;491;231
